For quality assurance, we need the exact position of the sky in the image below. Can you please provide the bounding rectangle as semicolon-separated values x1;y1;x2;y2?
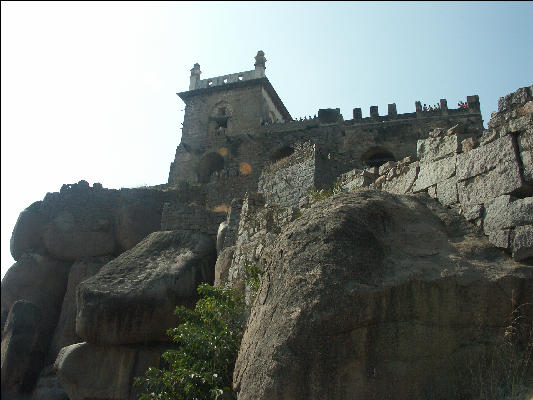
2;1;533;279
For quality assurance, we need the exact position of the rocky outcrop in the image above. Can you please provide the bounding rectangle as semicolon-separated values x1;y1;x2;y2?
232;190;533;400
47;257;110;362
1;301;43;397
9;182;177;263
1;253;70;339
76;230;216;345
55;342;167;400
336;85;533;262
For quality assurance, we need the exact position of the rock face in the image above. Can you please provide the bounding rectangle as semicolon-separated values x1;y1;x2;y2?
47;257;110;362
76;231;217;345
1;253;70;339
55;342;167;400
1;300;43;397
233;190;533;400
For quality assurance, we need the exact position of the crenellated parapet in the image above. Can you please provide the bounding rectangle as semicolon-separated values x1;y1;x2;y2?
350;95;481;125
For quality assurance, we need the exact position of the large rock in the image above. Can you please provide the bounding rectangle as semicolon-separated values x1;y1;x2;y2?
457;161;524;206
456;135;520;181
43;210;117;262
483;195;533;233
76;231;217;345
412;156;456;192
114;203;163;252
48;257;110;362
55;342;166;400
1;301;43;397
232;190;533;400
416;134;458;162
1;253;70;338
10;202;48;261
31;365;68;400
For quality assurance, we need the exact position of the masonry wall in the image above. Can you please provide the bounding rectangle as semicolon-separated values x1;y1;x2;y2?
335;85;533;262
258;142;317;208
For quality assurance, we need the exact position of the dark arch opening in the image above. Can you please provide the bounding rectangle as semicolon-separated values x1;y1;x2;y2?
361;147;395;168
270;146;294;163
197;152;224;183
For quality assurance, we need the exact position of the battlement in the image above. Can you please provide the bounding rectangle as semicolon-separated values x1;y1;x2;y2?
350;95;481;125
189;50;267;91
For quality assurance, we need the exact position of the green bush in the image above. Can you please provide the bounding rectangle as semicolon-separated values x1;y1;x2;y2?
134;284;246;400
243;259;263;294
306;180;343;203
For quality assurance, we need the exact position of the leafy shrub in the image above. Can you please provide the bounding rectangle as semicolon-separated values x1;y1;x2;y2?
306;180;343;202
134;284;246;400
243;259;263;294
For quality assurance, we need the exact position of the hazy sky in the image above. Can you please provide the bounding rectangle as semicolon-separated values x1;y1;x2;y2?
2;1;532;278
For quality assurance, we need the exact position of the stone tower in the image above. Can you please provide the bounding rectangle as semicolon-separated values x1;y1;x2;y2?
168;51;292;184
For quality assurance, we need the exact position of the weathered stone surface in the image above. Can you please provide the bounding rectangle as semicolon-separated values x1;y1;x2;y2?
498;85;533;112
214;246;235;287
512;225;533;261
1;301;43;397
10;203;48;261
343;171;374;192
43;210;117;261
416;135;458;162
496;113;533;136
462;204;483;221
114;204;162;252
487;229;511;249
233;190;533;400
1;253;70;338
457;162;524;206
48;257;109;362
217;220;228;254
412;156;456;192
381;162;419;194
76;231;216;345
436;177;458;206
31;365;68;400
518;128;533;182
55;342;166;400
483;195;533;232
456;135;518;181
378;161;396;176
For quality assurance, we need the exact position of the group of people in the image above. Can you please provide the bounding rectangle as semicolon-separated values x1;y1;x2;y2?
261;115;318;126
458;101;469;109
423;103;441;112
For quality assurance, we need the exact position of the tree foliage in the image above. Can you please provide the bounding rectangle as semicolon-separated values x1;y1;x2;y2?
134;284;246;400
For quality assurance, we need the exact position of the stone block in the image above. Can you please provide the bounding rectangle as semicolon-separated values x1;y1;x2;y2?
496;114;533;136
512;225;533;261
417;135;458;162
462;204;483;221
381;162;419;195
483;195;533;232
436;177;458;206
518;129;533;182
412;156;456;192
456;135;518;181
487;229;511;249
458;162;524;207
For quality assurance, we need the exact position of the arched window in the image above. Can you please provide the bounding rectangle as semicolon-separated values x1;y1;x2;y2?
361;147;395;168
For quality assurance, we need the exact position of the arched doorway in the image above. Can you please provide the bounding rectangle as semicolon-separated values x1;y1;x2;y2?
197;152;224;183
270;146;294;163
361;147;395;168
